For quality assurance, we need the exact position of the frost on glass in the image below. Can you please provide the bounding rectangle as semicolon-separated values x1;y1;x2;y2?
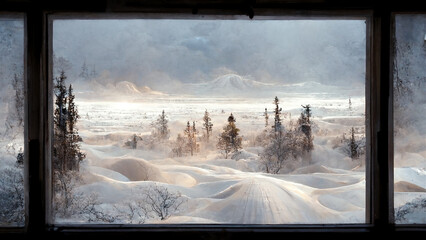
393;15;426;224
0;19;25;226
52;19;366;224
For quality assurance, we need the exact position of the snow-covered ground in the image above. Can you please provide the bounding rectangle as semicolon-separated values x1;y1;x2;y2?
66;95;370;224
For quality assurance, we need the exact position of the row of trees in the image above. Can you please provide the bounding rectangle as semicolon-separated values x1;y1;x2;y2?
138;96;364;174
128;96;318;174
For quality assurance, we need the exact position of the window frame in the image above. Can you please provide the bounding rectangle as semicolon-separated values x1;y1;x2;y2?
0;0;425;236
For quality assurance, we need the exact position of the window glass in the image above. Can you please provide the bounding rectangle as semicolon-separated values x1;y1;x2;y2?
0;18;25;226
52;19;366;224
393;14;426;224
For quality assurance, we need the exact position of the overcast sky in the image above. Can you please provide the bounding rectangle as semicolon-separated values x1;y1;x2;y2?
53;19;366;91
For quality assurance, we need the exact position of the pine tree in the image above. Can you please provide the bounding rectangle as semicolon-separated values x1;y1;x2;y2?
202;109;213;142
272;96;283;134
53;71;69;173
151;110;170;141
67;84;85;171
184;121;198;156
79;61;89;79
297;104;314;154
53;71;85;173
349;127;359;160
217;113;242;159
264;108;269;127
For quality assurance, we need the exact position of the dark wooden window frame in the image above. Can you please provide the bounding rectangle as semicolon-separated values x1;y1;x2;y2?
1;0;425;238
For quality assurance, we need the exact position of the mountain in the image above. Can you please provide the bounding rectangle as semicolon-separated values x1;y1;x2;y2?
183;74;359;98
187;74;272;97
75;80;165;100
110;81;163;96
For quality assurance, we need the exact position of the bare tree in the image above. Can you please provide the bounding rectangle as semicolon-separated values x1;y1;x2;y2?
0;167;24;225
171;133;185;157
143;184;185;220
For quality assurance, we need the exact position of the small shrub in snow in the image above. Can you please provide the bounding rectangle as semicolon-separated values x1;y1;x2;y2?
395;198;426;224
124;133;142;149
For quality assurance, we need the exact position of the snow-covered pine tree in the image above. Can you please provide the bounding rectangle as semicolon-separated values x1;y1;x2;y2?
216;113;242;159
202;109;213;142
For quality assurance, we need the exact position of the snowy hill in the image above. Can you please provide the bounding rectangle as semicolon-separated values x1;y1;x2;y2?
109;81;163;96
76;80;165;100
187;74;272;97
184;74;359;98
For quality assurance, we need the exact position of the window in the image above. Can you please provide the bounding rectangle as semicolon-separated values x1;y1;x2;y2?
393;14;426;224
0;0;425;236
0;16;25;227
51;18;367;224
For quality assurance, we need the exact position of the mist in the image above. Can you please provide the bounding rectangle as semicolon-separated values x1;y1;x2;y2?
53;19;366;94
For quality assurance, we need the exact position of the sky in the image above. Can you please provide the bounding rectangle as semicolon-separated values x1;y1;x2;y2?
53;19;366;93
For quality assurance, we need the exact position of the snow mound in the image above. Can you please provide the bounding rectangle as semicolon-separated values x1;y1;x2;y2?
84;166;130;183
394;181;426;192
395;167;426;189
106;158;166;182
291;164;337;174
162;171;197;187
231;150;258;160
315;180;365;212
192;177;337;224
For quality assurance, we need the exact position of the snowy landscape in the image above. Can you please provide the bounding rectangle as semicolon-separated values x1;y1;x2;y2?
67;75;366;224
